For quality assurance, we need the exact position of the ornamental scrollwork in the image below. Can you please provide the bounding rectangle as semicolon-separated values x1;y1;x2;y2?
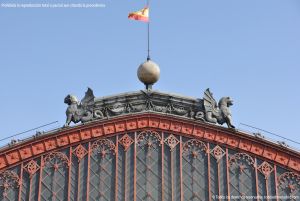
0;170;20;198
210;145;225;162
91;139;116;158
277;172;300;196
73;144;88;162
257;161;273;179
137;130;162;151
42;152;70;169
229;153;255;173
23;160;40;178
119;134;134;151
169;104;189;116
164;134;179;151
182;139;207;158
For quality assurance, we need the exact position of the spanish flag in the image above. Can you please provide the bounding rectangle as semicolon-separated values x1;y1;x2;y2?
128;7;149;22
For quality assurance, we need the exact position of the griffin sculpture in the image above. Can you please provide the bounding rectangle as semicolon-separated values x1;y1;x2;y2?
64;88;95;127
203;88;235;128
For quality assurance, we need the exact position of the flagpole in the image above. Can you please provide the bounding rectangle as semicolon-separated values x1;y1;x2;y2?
147;0;150;61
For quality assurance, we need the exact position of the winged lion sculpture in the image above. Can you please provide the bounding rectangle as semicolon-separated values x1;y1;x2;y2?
203;88;235;128
64;88;97;127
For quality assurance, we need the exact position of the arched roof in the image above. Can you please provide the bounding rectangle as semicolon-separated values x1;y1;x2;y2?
1;113;299;172
1;90;300;201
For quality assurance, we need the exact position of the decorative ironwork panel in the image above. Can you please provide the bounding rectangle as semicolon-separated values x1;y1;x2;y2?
40;152;70;201
1;129;300;201
30;166;40;201
116;138;126;201
163;133;173;201
163;142;172;201
218;150;228;198
173;136;182;201
117;133;135;201
278;171;300;201
163;133;181;201
20;172;30;201
182;139;208;201
70;144;89;201
21;159;40;201
119;134;134;152
210;145;222;201
125;138;135;201
229;152;256;201
0;169;20;201
69;155;78;201
164;134;179;152
257;160;270;201
136;130;162;201
78;154;89;201
267;168;277;200
89;139;116;201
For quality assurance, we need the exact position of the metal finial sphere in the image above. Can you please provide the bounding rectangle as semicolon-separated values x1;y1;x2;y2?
137;60;160;89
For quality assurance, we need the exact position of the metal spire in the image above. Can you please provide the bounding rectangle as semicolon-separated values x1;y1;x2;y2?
147;0;151;61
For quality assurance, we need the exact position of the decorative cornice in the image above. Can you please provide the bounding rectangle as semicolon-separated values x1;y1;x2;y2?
63;89;235;128
0;113;299;173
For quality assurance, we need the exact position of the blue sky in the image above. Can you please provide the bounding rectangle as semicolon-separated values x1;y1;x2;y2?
0;0;300;148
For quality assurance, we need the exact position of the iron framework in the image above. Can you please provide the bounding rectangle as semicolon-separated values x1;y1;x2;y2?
1;129;300;201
